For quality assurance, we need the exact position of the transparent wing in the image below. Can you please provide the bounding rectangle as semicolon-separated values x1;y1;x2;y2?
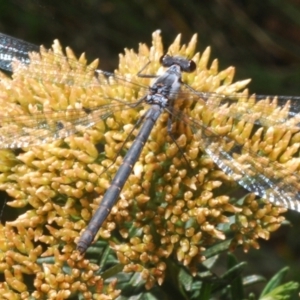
203;133;300;211
193;90;300;128
0;32;149;90
171;106;300;212
0;103;139;148
2;31;300;130
0;32;149;148
0;32;38;71
2;31;300;214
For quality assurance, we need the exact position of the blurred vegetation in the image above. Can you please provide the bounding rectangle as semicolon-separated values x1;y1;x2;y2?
0;0;299;298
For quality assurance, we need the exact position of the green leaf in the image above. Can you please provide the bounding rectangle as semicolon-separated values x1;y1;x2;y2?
226;254;245;300
198;282;212;300
260;267;290;296
243;274;266;287
178;267;194;291
100;263;125;280
260;281;299;300
202;239;232;258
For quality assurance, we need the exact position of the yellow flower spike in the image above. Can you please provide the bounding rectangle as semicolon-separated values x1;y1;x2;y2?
284;158;300;173
38;233;56;245
266;223;282;232
70;279;81;291
35;186;56;202
211;228;226;240
240;122;254;140
185;34;197;58
269;145;285;161
198;46;211;70
190;232;202;245
203;180;222;191
180;212;190;223
219;66;235;85
180;238;190;253
60;229;79;243
238;215;249;228
11;235;29;254
183;255;193;266
0;261;9;272
170;34;186;55
188;245;199;258
73;136;99;158
145;277;156;291
6;251;29;268
209;59;219;76
280;143;300;163
71;150;96;163
56;273;66;284
0;290;19;300
5;198;28;208
255;207;269;219
257;228;270;240
261;215;277;225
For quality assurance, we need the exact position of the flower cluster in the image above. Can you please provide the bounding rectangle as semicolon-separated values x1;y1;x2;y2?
0;30;295;298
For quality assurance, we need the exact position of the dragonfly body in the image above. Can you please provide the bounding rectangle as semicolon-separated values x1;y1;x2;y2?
77;61;194;253
77;105;163;253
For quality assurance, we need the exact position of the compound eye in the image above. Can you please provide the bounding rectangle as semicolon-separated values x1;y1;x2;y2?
160;54;172;67
159;54;196;73
187;60;196;73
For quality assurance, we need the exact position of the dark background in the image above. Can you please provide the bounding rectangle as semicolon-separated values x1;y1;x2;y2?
1;0;300;95
0;0;299;295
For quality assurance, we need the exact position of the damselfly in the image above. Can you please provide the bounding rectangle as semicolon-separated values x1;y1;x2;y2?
0;31;300;254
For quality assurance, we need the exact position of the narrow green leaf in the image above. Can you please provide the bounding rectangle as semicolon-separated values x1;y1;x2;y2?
100;263;124;280
260;281;299;300
243;275;266;287
202;239;232;258
178;268;193;291
198;282;212;300
260;267;289;296
97;244;113;271
202;254;219;270
227;254;245;300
